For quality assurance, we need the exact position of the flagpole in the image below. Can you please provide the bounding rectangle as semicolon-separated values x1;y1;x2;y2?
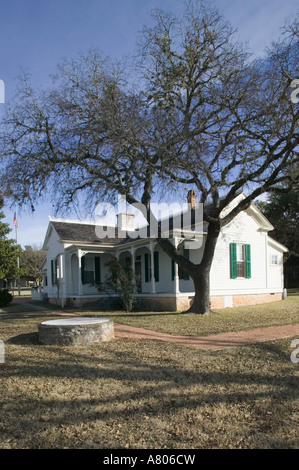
14;206;20;296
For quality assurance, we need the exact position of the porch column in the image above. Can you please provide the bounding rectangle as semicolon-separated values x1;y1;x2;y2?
173;238;180;294
149;243;156;294
60;253;66;308
77;249;83;296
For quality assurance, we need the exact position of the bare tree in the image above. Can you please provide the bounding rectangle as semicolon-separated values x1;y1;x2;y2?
137;2;299;312
0;1;298;313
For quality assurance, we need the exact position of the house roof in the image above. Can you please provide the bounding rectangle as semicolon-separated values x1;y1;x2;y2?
43;192;277;249
47;214;204;249
51;221;130;246
268;236;288;253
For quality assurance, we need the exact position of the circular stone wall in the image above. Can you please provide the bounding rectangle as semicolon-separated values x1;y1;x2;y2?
38;317;115;346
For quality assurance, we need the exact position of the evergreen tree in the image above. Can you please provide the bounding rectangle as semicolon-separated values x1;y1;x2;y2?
0;202;25;282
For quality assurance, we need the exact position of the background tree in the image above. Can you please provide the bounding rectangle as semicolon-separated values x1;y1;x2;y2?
20;245;46;284
256;191;299;258
0;1;298;313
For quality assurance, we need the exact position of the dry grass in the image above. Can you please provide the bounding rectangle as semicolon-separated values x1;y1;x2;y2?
78;295;299;337
0;307;299;449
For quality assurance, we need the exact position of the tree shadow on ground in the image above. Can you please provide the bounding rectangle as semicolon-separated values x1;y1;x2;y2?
1;336;298;449
6;332;40;345
0;311;56;322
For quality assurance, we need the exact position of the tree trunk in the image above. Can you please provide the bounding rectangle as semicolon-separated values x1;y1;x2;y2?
185;220;221;315
186;267;211;314
156;213;221;315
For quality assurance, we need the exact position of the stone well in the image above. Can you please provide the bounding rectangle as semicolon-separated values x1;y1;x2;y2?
38;317;115;346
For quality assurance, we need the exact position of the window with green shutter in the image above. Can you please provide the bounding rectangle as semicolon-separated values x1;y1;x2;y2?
245;244;251;279
230;243;251;279
82;256;99;284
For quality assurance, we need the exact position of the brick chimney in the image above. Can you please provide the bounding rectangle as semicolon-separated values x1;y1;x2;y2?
117;213;135;232
187;190;196;210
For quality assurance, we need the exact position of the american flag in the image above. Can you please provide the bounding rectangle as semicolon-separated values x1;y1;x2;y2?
13;212;18;229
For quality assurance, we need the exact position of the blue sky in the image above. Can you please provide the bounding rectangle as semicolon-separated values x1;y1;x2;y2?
0;0;297;247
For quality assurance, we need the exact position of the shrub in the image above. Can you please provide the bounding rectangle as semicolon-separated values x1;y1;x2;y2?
0;289;13;307
98;257;137;312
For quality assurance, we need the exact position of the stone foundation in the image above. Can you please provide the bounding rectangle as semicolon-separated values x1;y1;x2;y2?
209;293;282;309
137;293;283;312
48;292;283;312
230;292;282;307
135;296;177;312
48;296;121;309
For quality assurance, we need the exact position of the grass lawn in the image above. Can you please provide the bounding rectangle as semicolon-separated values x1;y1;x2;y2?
77;294;299;337
0;295;299;449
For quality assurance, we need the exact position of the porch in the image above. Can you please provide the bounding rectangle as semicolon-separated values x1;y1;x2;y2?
42;237;198;306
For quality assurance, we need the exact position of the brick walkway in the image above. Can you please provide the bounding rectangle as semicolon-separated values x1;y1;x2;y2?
114;323;299;351
11;298;299;351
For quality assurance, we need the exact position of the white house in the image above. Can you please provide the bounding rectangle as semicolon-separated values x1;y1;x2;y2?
38;192;288;311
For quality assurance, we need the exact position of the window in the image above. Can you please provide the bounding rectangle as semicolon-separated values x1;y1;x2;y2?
230;243;251;279
236;244;245;278
271;254;278;265
84;257;95;284
144;252;159;282
81;256;101;284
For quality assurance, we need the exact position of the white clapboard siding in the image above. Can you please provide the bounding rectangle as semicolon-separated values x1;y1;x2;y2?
210;210;267;294
267;246;284;289
42;225;63;298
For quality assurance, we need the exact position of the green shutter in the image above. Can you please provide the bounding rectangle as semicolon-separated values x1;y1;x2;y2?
81;255;85;284
51;260;54;285
55;258;58;283
154;251;159;282
245;244;251;279
183;248;190;280
230;243;237;279
144;253;149;282
171;259;175;281
95;257;101;283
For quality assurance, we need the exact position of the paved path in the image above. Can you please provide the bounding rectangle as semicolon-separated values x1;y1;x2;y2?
11;298;299;351
11;298;78;316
